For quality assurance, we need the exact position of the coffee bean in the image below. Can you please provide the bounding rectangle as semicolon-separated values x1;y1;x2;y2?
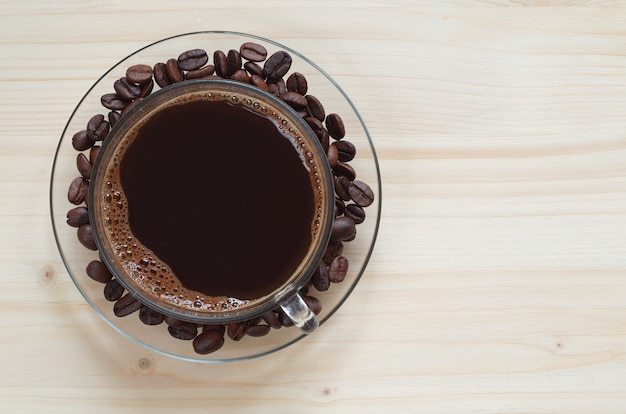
167;323;198;340
262;311;282;329
334;198;346;217
303;295;323;315
213;50;228;78
334;161;356;181
229;69;250;83
100;93;130;111
263;51;292;81
104;278;124;301
250;74;269;91
202;324;226;335
323;241;344;265
333;140;356;162
165;58;183;83
330;216;356;242
153;62;171;87
126;64;153;84
243;61;264;77
164;315;189;327
334;175;351;201
72;130;93;151
345;203;366;224
138;305;164;325
325;113;345;139
304;116;326;140
138;79;154;98
279;91;307;110
312;261;330;291
68;176;88;205
185;65;215;80
287;72;308;95
329;256;349;283
227;49;242;77
245;324;270;337
86;114;110;142
278;310;294;327
193;329;225;354
177;49;208;71
86;260;112;283
349;180;374;207
108;111;121;128
121;97;143;117
114;77;141;100
240;42;267;62
305;95;326;122
326;142;339;168
76;153;92;179
77;224;97;250
227;322;247;341
267;78;286;96
66;206;89;228
113;293;142;317
89;145;100;165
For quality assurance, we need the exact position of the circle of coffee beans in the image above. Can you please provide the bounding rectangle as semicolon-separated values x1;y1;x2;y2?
66;41;375;355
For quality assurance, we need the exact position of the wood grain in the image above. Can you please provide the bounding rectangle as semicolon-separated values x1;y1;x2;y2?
1;1;626;412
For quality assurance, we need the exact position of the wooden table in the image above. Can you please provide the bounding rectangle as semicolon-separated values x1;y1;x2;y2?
2;1;626;412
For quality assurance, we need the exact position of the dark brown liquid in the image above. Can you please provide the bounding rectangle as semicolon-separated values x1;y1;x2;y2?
118;99;314;300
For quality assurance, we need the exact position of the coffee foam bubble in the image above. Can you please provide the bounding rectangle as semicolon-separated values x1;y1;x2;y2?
97;87;326;316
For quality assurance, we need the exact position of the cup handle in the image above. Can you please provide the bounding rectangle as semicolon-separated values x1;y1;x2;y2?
279;293;319;334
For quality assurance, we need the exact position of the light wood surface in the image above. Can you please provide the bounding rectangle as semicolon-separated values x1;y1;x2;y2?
2;1;626;412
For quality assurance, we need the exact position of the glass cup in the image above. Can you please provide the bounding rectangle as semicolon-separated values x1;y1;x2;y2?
88;79;335;333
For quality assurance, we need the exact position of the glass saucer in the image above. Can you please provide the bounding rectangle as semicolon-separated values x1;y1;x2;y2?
50;31;381;363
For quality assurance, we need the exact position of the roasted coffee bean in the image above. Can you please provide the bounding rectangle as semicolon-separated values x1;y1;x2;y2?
139;305;164;325
227;49;242;76
72;130;93;151
345;203;366;224
229;69;250;83
177;49;209;71
104;278;124;301
164;315;189;327
249;74;269;91
77;224;97;250
138;79;154;98
121;97;143;117
262;311;282;329
333;140;356;162
287;72;308;95
185;65;215;80
114;77;141;100
66;206;89;228
193;329;225;354
305;95;325;122
213;50;228;78
326;142;339;168
167;323;198;340
312;261;330;292
86;260;112;283
240;42;267;62
202;324;226;335
86;114;110;142
100;93;130;111
330;216;356;242
304;116;326;140
113;293;142;317
349;180;375;207
267;79;286;96
76;153;92;179
278;310;295;327
227;322;247;341
334;175;352;201
303;295;323;315
319;129;330;152
334;198;346;217
323;241;344;265
263;50;292;81
126;64;153;84
68;176;88;205
334;161;356;181
153;62;171;87
165;58;183;83
329;256;349;283
279;91;307;110
244;61;264;77
108;111;121;128
245;324;271;337
89;145;101;165
325;113;346;140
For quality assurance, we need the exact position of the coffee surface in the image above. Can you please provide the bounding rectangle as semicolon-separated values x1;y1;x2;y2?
116;99;315;301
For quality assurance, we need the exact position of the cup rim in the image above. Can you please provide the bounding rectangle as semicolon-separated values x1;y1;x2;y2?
88;78;335;324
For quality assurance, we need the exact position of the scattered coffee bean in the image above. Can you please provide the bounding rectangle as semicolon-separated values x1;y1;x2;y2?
89;145;100;165
114;77;141;100
185;65;215;80
177;49;209;71
305;95;326;121
335;198;346;217
328;256;349;283
333;140;356;162
303;295;323;315
330;216;356;242
125;64;153;84
240;42;267;62
245;324;271;337
72;130;93;151
278;310;295;327
333;161;356;181
100;93;130;111
86;260;112;283
107;111;121;128
165;58;183;83
229;69;250;83
104;278;125;301
68;176;88;205
345;203;366;224
279;91;307;110
326;143;339;168
66;206;89;227
312;261;330;292
121;97;143;117
263;50;292;81
267;79;286;96
323;241;344;265
334;175;352;201
77;224;97;250
164;315;189;327
113;293;142;317
325;113;345;140
76;153;92;179
227;49;242;76
348;180;375;207
249;74;269;91
138;305;164;325
262;311;282;329
213;50;228;78
286;72;308;95
193;329;225;354
138;79;154;98
86;114;110;142
167;322;198;340
227;322;247;341
244;61;264;77
153;62;170;88
202;324;226;335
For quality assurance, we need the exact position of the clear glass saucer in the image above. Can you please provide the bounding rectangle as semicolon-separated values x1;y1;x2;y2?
50;31;381;363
